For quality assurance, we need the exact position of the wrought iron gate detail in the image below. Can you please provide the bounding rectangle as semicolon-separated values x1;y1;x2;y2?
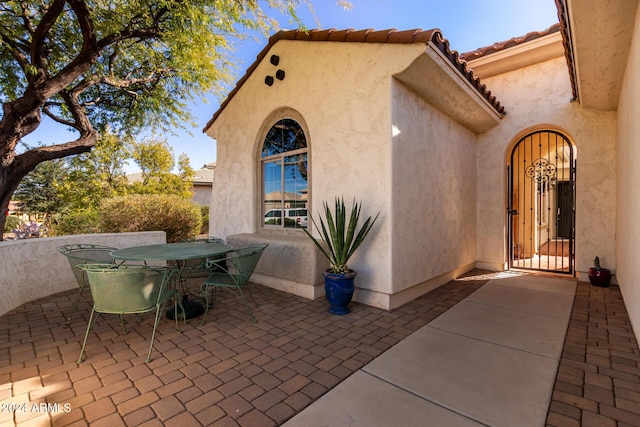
508;130;575;274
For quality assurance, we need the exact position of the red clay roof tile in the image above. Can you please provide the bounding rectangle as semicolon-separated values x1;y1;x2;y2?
459;23;561;62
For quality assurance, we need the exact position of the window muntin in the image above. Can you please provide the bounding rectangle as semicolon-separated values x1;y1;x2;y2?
262;118;307;157
262;119;308;229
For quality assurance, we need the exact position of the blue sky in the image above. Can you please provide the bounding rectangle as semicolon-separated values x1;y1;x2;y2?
23;0;559;173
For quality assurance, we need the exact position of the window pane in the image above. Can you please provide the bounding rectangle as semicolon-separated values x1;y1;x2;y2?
261;117;309;229
263;160;282;226
262;119;307;158
283;153;308;228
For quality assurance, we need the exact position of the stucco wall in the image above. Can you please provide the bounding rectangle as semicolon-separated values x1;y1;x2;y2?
391;80;478;293
207;41;428;301
192;184;212;207
477;56;617;276
616;5;640;342
0;232;165;318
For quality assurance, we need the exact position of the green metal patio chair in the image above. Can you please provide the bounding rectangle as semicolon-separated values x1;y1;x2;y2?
57;244;117;327
200;243;268;324
177;237;226;284
77;264;185;363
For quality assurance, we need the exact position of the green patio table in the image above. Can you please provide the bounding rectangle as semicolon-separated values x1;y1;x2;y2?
110;242;233;319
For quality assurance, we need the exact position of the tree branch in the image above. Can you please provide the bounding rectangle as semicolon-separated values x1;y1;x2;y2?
42;105;79;130
17;2;36;34
0;30;31;75
18;134;97;169
35;0;99;100
31;0;66;74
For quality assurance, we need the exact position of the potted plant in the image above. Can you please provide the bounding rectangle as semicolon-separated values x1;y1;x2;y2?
303;197;380;315
588;256;611;287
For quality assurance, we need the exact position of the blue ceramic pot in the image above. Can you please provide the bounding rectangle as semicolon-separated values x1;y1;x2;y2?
323;270;357;315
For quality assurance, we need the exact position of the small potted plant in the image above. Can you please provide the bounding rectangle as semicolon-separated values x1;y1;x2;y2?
588;256;611;287
303;197;379;315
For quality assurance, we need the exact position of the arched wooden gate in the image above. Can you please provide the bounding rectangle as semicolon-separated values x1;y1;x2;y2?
507;130;576;274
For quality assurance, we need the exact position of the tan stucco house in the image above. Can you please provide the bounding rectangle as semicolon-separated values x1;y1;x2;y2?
204;0;640;342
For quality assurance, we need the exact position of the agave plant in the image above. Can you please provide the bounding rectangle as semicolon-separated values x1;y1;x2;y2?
303;197;380;274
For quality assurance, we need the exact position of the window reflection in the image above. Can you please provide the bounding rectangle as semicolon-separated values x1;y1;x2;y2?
262;119;307;158
261;119;308;229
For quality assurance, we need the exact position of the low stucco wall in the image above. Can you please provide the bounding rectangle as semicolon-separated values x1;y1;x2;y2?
226;232;326;299
0;232;165;318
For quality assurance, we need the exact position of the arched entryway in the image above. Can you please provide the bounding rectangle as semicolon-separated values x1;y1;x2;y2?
507;130;576;274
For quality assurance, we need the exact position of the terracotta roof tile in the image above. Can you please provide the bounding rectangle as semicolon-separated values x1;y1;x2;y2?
459;23;561;62
309;29;334;40
326;29;352;41
390;29;432;43
365;29;394;43
343;29;366;41
204;28;505;132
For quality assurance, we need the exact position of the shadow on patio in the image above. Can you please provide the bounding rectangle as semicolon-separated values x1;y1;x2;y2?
1;270;639;426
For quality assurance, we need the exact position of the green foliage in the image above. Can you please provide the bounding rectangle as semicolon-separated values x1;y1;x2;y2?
177;154;195;183
99;194;202;243
16;131;197;225
128;136;194;198
3;215;21;233
200;205;210;235
0;0;324;136
54;210;101;236
57;130;131;211
132;137;175;181
303;197;379;274
12;159;66;215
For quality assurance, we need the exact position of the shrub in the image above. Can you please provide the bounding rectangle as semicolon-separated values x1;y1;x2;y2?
53;210;101;235
99;194;202;243
200;205;209;235
3;215;21;233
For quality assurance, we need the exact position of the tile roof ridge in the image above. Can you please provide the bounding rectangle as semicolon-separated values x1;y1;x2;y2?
460;23;561;61
269;27;440;43
428;31;505;116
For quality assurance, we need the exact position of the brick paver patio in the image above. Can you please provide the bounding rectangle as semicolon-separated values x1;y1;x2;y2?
1;270;638;426
546;281;640;427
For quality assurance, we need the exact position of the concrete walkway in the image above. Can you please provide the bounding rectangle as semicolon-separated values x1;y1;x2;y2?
285;275;576;427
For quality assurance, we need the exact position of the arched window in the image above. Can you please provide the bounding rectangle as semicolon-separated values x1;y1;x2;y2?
261;118;309;229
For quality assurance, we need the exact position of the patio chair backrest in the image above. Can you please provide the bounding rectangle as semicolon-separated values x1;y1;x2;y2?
79;264;165;314
219;243;268;286
181;236;225;268
76;263;182;363
57;244;117;287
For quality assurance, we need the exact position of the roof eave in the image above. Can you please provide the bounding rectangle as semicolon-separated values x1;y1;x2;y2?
395;42;505;133
556;0;639;110
465;31;564;79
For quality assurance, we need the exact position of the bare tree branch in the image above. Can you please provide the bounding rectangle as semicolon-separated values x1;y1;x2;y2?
42;105;78;130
